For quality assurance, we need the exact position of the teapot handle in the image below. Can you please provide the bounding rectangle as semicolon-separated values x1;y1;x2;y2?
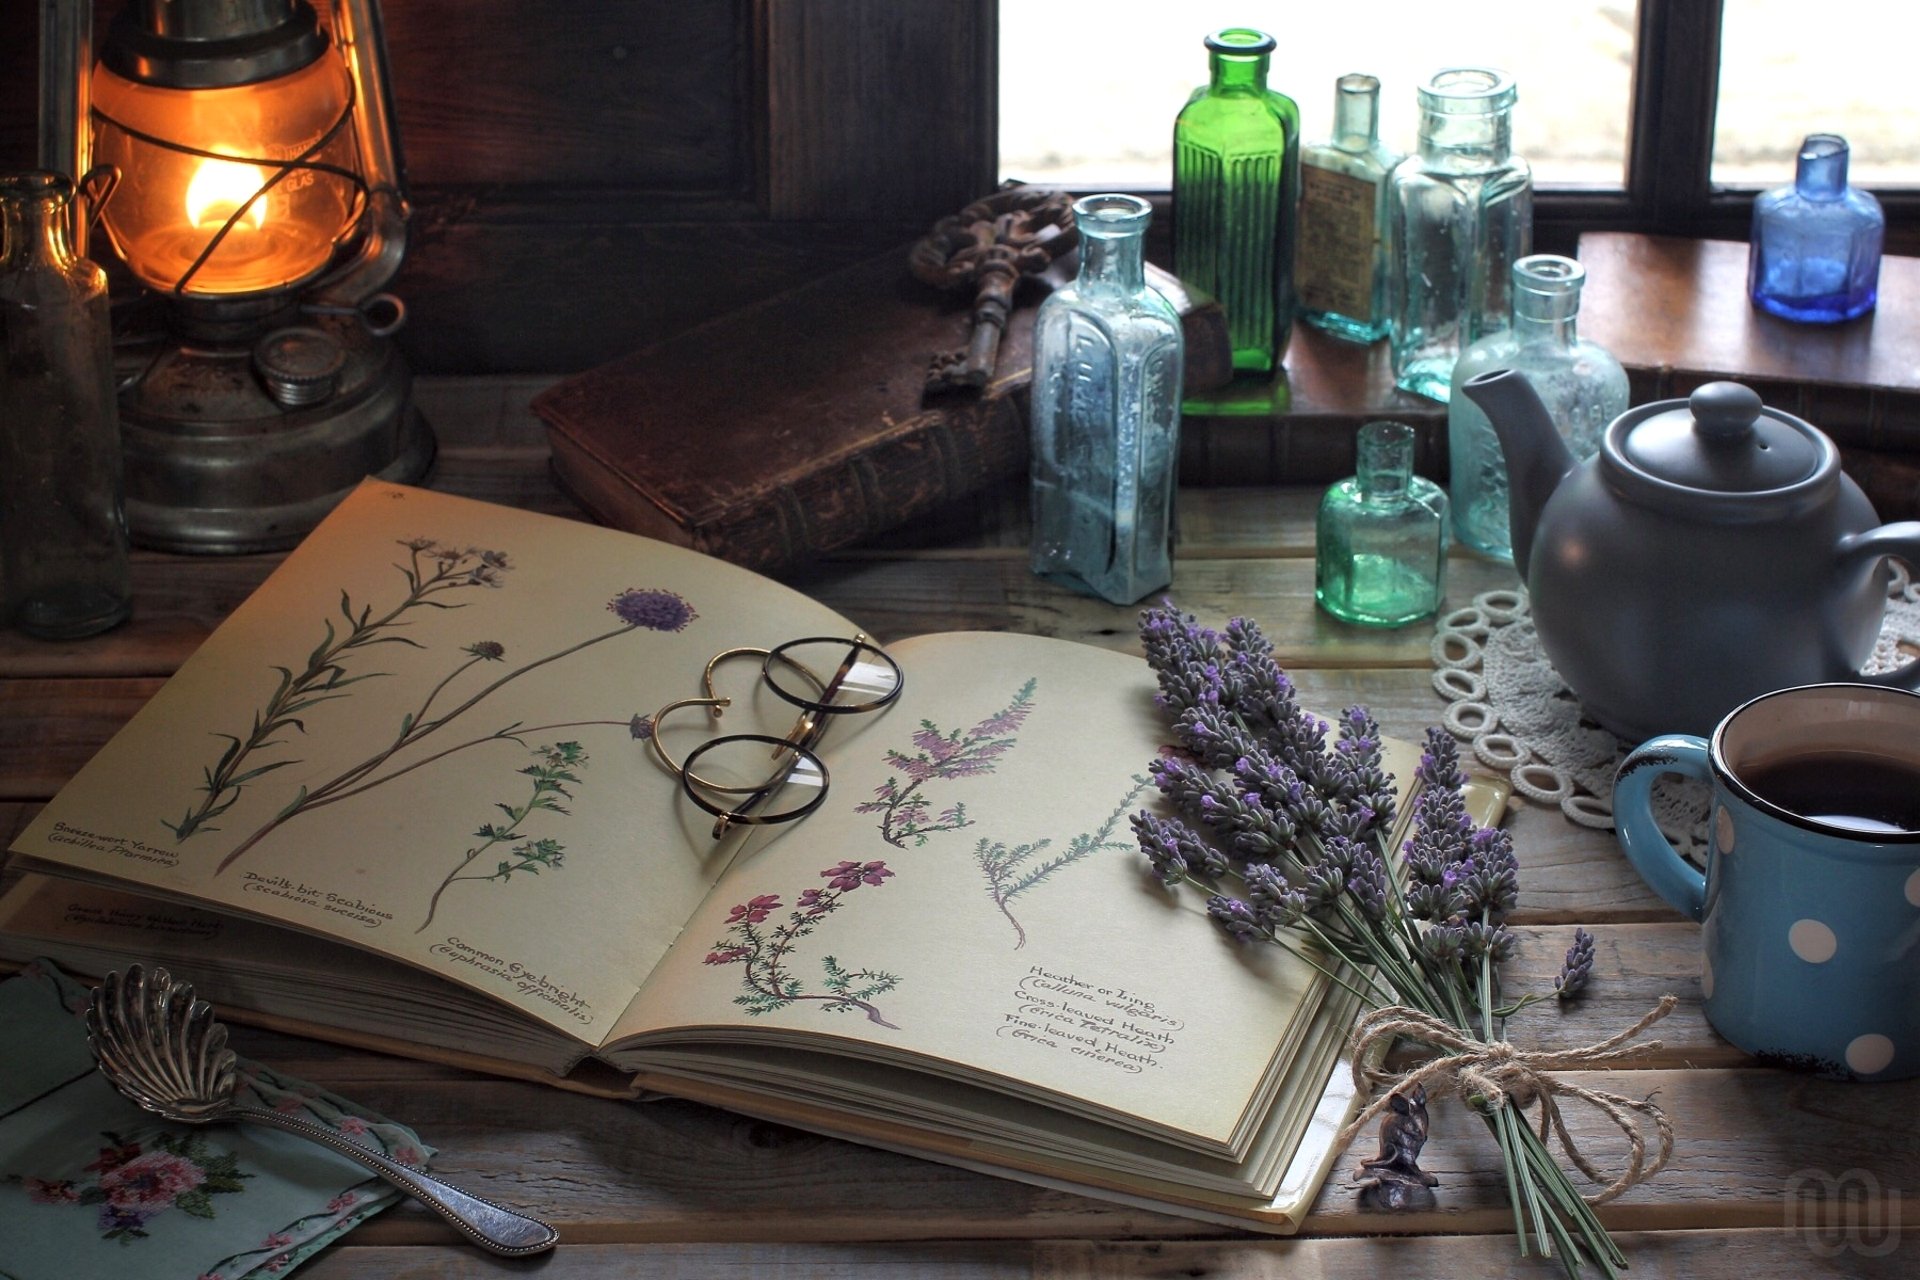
1839;521;1920;691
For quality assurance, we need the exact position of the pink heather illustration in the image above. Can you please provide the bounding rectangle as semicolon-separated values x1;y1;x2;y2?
703;860;901;1027
857;678;1035;847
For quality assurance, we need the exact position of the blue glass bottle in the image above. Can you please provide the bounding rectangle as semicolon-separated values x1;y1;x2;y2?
1173;28;1300;377
1388;68;1532;402
1748;133;1884;324
1447;254;1626;562
1315;421;1448;626
1030;194;1185;605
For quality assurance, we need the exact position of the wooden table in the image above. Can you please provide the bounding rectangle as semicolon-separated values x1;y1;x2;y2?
3;378;1913;1278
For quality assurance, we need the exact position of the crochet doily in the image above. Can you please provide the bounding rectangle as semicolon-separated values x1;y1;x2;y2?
1432;568;1920;861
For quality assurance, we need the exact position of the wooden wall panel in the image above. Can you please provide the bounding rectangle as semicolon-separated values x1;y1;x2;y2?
378;0;757;199
1;0;1001;373
765;0;996;220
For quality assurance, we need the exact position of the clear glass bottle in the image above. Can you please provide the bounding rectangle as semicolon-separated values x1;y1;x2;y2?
1030;194;1185;605
1446;254;1627;562
1748;133;1885;324
1388;68;1533;402
1172;28;1300;377
1315;420;1448;626
1298;74;1402;344
0;172;132;639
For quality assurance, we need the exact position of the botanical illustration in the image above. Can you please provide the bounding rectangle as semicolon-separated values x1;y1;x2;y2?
416;741;588;933
857;678;1035;847
165;536;697;883
972;775;1149;948
13;1129;251;1244
702;860;902;1028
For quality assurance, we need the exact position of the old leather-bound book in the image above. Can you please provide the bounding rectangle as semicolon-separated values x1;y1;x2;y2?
531;245;1229;572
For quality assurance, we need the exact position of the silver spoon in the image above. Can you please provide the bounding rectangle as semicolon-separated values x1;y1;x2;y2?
84;964;559;1257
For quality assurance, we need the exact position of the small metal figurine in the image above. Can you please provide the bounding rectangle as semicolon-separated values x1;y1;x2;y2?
910;185;1076;394
1353;1084;1439;1211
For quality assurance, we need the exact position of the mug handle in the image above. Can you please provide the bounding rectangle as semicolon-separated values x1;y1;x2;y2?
1839;522;1920;690
1612;736;1709;922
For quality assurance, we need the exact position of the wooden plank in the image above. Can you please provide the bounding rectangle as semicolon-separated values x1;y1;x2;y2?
294;1232;1916;1279
786;556;1521;667
205;1064;1914;1243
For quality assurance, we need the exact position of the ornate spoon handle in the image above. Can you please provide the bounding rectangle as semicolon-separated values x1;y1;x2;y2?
231;1105;558;1256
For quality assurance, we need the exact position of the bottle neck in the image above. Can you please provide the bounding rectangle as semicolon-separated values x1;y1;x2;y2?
0;193;75;271
1079;231;1146;291
1418;106;1512;167
1795;134;1850;200
1355;422;1416;504
1508;255;1584;347
1209;51;1269;93
1331;74;1381;151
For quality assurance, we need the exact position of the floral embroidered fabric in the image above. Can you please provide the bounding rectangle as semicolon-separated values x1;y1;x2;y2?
1431;571;1920;861
0;961;435;1280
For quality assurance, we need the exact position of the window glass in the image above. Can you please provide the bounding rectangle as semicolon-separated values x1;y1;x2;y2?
999;1;1636;189
1714;0;1918;188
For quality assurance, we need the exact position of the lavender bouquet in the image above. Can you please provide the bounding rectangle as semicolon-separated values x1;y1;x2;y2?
1131;602;1673;1278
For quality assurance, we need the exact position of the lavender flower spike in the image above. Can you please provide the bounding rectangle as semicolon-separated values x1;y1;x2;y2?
1556;927;1596;999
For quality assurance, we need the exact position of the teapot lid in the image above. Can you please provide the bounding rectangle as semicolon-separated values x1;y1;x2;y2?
1614;382;1827;495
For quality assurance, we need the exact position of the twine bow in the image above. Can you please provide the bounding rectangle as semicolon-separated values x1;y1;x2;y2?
1335;995;1679;1205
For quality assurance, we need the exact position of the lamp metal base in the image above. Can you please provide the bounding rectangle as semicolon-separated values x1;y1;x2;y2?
119;311;436;554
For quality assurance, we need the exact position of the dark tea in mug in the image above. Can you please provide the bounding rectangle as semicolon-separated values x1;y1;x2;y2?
1741;752;1920;835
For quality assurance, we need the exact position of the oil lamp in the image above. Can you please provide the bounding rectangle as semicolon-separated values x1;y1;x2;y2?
43;0;432;552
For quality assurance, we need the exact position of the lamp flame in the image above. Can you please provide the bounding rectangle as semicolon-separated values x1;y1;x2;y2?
184;154;269;231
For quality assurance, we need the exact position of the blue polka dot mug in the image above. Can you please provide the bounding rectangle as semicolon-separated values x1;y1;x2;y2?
1614;683;1920;1079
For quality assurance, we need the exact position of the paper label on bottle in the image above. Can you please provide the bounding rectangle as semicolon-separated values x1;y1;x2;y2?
1296;164;1379;320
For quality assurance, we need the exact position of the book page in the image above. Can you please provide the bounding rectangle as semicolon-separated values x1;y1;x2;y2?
8;482;859;1047
610;631;1406;1154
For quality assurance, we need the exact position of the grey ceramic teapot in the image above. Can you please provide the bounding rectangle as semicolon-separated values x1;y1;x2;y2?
1459;371;1920;742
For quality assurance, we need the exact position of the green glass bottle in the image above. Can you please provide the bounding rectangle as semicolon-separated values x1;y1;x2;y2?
1315;421;1449;627
1173;28;1300;377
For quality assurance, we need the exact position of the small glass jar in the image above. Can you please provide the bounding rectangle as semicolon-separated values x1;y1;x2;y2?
1387;68;1533;402
1298;73;1401;344
0;172;133;639
1447;254;1627;562
1172;28;1301;377
1748;133;1885;324
1315;421;1448;627
1030;194;1185;605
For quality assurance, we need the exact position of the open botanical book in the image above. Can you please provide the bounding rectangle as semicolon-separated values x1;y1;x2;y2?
0;481;1428;1231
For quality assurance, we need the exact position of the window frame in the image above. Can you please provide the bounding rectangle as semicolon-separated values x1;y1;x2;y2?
1538;0;1916;247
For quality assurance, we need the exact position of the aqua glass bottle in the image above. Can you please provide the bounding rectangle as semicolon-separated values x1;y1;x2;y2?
1030;194;1185;606
1446;254;1626;562
1748;133;1885;324
1298;74;1401;344
0;172;132;639
1315;420;1448;626
1173;28;1301;377
1388;68;1532;402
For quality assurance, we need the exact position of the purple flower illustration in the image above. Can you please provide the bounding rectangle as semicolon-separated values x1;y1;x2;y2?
462;640;506;661
858;679;1036;847
608;587;698;632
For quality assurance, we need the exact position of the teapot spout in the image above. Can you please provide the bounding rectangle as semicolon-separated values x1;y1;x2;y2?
1461;368;1577;577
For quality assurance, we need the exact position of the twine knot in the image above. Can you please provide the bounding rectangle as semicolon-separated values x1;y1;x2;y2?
1335;995;1679;1205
